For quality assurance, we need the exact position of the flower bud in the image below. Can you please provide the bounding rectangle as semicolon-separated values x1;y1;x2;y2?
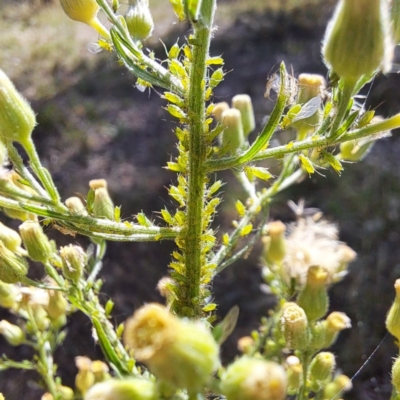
58;386;74;400
323;374;352;399
2;207;32;222
19;221;53;263
89;179;108;190
0;222;21;253
386;279;400;341
309;352;335;384
291;74;325;137
0;69;36;146
65;196;88;216
212;102;230;123
93;187;114;220
125;0;154;41
0;281;18;308
280;302;309;350
221;357;287;400
237;336;254;354
0;320;25;346
263;221;286;266
285;355;302;394
309;321;326;351
60;245;86;283
123;303;219;391
60;0;98;24
76;356;95;395
232;94;256;137
323;311;351;348
393;357;400;393
0;241;28;283
297;266;329;321
91;360;111;383
84;378;158;400
221;109;245;154
46;289;68;326
322;0;392;83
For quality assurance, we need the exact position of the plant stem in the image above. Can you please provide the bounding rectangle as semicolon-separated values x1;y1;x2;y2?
296;351;311;400
23;139;62;205
180;0;216;318
205;113;400;172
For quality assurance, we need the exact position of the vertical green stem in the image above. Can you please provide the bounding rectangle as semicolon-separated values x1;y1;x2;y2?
181;0;216;317
296;351;311;400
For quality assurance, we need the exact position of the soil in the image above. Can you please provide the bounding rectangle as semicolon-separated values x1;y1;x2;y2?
1;2;400;399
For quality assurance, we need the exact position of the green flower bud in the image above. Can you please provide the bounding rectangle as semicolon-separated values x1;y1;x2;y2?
309;352;335;384
60;245;86;282
2;207;32;222
89;180;114;220
91;360;111;383
57;385;75;400
0;222;21;253
60;0;99;24
323;374;352;399
123;303;219;392
0;69;36;147
0;320;25;346
237;336;254;354
84;378;158;400
263;221;286;266
60;0;110;38
65;196;88;216
76;356;95;395
297;266;329;321
19;221;53;263
323;311;351;348
322;0;392;84
221;357;287;400
280;302;309;350
0;281;18;308
0;241;28;283
309;321;327;351
386;279;400;341
221;109;245;154
125;0;154;41
285;355;302;394
212;102;230;123
232;94;256;137
46;289;68;326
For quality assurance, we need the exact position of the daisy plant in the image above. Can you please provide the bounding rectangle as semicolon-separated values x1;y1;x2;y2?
1;0;400;399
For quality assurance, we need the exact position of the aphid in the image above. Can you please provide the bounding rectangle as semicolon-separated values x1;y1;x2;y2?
287;199;322;220
298;153;315;175
265;72;280;99
212;306;239;345
291;96;322;123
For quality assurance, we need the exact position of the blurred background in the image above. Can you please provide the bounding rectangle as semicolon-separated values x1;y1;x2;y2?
1;0;400;398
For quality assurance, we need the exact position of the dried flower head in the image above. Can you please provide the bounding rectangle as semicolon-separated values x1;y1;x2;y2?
280;209;356;287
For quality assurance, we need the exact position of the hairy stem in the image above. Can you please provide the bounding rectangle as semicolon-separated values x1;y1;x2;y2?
179;0;216;317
